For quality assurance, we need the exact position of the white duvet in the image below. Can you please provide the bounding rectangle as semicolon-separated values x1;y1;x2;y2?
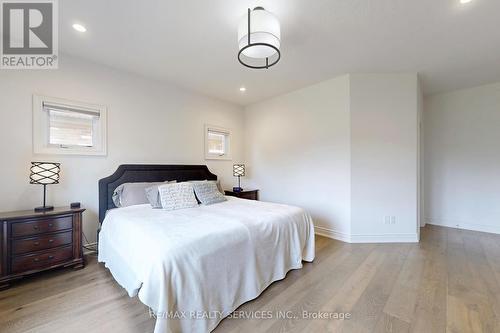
98;196;315;333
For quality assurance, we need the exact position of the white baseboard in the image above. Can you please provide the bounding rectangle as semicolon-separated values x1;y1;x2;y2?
349;233;419;243
426;218;500;235
315;225;419;243
314;226;351;242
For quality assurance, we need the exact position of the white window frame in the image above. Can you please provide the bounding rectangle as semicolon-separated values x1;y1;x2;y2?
204;124;231;160
33;95;107;156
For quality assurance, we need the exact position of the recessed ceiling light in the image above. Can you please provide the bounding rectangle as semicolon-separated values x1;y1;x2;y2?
239;87;246;92
72;24;87;32
460;0;472;4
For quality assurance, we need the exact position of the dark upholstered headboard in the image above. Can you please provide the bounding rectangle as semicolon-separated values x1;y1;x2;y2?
98;164;217;223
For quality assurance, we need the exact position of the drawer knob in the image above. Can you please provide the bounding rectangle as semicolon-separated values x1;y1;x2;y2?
34;242;40;246
33;258;39;262
33;225;39;230
48;239;54;243
48;223;53;227
48;255;54;260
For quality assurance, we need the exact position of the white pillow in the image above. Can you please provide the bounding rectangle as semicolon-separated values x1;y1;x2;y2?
158;182;198;211
112;182;166;207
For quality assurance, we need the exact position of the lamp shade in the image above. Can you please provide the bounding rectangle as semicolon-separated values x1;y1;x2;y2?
30;162;60;185
233;164;245;177
238;7;280;59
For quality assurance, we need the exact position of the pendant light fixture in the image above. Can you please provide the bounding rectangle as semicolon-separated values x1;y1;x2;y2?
238;7;281;69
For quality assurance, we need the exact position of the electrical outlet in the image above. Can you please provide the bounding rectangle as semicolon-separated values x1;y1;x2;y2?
384;216;397;225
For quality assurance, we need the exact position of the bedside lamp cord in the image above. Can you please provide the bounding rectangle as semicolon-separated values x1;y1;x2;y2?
82;231;98;255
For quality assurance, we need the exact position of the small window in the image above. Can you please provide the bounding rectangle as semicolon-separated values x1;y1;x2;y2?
47;107;96;147
33;95;107;155
205;125;231;160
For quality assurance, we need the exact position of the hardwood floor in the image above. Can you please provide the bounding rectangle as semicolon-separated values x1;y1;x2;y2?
1;225;500;332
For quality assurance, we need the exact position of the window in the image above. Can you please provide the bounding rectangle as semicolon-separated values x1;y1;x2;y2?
48;107;96;147
205;125;231;160
33;95;107;155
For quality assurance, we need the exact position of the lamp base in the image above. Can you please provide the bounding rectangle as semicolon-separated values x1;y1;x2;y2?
233;187;243;192
34;206;54;212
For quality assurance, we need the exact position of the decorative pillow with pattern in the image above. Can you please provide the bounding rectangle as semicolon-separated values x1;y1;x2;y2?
158;182;198;211
188;180;224;194
192;181;227;205
145;180;176;208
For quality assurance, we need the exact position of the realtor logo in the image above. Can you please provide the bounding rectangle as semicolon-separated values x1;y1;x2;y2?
1;0;58;69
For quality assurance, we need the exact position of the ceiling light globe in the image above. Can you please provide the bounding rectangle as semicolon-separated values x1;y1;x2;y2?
238;8;280;59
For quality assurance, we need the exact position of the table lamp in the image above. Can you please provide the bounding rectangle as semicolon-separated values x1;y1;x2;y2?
30;162;60;212
233;164;245;192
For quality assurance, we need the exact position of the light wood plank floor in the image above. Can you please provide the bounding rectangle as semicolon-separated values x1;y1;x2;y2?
1;225;500;333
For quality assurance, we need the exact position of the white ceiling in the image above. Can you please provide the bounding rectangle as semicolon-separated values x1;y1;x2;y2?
60;0;500;106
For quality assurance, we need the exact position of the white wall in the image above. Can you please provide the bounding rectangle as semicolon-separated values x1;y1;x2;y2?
424;82;500;234
350;74;419;242
244;76;352;238
0;55;245;244
245;74;420;243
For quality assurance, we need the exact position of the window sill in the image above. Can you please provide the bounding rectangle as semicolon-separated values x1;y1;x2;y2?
34;146;107;156
205;155;232;161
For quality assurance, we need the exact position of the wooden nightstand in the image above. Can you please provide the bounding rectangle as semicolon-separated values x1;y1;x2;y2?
224;189;259;201
0;207;85;290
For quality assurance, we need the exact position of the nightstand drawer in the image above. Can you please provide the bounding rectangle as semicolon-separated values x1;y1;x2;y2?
12;231;73;255
224;190;259;201
238;192;258;200
11;246;73;274
11;216;72;238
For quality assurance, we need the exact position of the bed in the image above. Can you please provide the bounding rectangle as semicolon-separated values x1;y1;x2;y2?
97;165;315;333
